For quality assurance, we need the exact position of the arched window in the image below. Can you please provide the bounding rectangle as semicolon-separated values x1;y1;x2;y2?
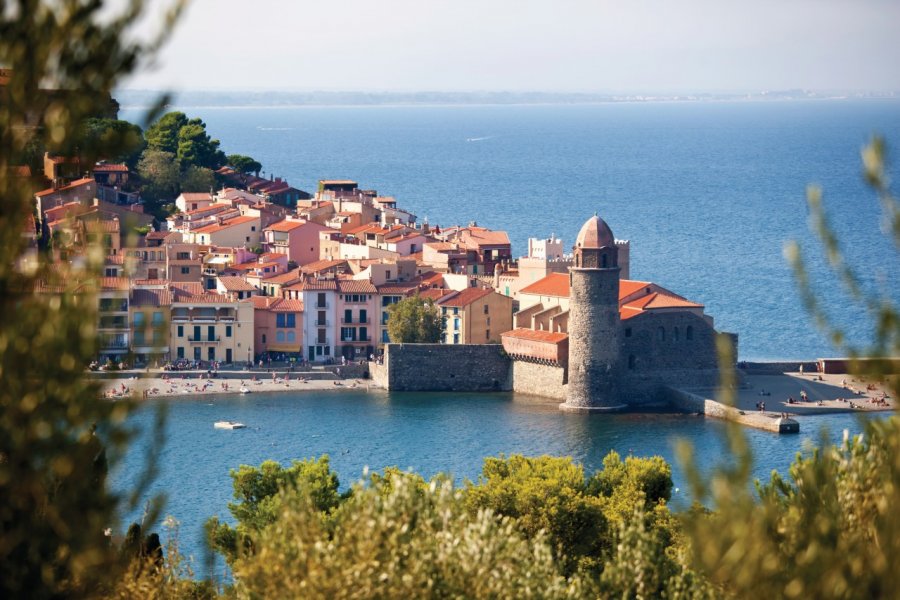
287;331;295;342
628;354;636;370
657;326;665;342
686;326;694;341
276;331;285;342
673;327;680;341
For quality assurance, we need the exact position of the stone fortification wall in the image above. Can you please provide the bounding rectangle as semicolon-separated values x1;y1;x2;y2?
511;361;567;400
382;344;511;392
621;370;721;406
740;361;817;374
369;360;388;388
621;311;719;374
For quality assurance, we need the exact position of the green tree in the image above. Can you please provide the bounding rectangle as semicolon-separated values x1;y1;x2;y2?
180;165;215;193
176;118;226;170
0;0;183;597
137;149;180;215
386;294;443;343
226;153;262;177
231;471;589;600
144;111;188;155
206;456;342;564
77;117;146;167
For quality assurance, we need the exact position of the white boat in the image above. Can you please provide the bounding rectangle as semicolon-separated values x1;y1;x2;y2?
214;420;246;430
239;386;251;394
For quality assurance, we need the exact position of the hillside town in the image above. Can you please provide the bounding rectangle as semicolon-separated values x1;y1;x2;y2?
23;146;715;374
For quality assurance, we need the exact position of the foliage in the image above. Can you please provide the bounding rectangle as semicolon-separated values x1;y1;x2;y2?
145;111;189;155
226;154;262;177
137;149;181;213
231;473;588;600
677;139;900;598
386;294;443;343
176;117;226;170
206;456;342;564
180;165;215;193
0;0;183;597
78;117;146;167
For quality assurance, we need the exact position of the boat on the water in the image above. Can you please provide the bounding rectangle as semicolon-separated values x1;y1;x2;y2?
214;420;246;430
239;387;251;394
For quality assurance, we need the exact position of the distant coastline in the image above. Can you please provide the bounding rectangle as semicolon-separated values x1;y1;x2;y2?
114;89;898;111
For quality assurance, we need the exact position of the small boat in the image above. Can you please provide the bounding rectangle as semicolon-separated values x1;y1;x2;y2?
239;386;251;394
214;421;246;430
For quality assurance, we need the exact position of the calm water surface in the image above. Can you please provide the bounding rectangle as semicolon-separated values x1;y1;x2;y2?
123;100;900;360
112;389;879;570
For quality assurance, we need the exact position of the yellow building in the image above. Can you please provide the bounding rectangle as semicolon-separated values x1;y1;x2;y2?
130;288;171;365
169;293;254;365
435;287;513;344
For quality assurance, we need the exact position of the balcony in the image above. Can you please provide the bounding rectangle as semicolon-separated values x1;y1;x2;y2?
342;337;370;344
188;336;221;344
341;317;371;324
315;320;330;327
315;301;330;309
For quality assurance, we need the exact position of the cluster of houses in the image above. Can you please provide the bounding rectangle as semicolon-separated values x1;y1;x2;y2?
24;154;717;372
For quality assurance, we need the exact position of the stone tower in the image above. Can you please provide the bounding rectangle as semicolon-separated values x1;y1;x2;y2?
561;214;625;411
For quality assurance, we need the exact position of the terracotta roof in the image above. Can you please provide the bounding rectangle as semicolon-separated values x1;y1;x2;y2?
271;298;304;312
99;277;130;291
375;282;418;295
218;276;257;292
173;293;236;304
43;201;92;223
501;328;568;343
169;282;204;296
457;227;510;249
418;288;455;301
131;289;173;307
105;254;125;265
85;219;120;233
93;163;128;173
261;269;303;285
265;219;307;232
193;215;257;234
319;179;357;186
179;192;213;201
133;279;169;286
519;273;570;298
302;279;337;291
337;280;377;294
145;231;169;240
436;287;492;307
619;280;652;297
35;177;94;197
623;292;703;311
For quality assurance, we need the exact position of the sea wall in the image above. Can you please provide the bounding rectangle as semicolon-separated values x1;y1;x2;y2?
511;361;567;400
740;361;817;374
382;343;511;392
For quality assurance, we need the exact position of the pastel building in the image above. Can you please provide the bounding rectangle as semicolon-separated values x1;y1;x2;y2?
435;287;514;345
248;296;304;359
263;218;330;265
336;280;378;359
169;294;254;365
300;280;338;362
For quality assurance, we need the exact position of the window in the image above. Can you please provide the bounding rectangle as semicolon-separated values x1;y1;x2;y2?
177;325;184;338
487;317;491;326
385;270;391;279
286;313;295;328
341;327;355;341
251;226;256;231
277;331;285;342
262;334;267;343
133;312;145;326
454;318;460;330
277;313;286;327
177;347;184;359
207;325;215;341
344;309;352;324
382;330;389;343
177;252;190;260
673;327;680;341
181;267;190;275
105;268;117;277
317;293;326;308
453;333;459;344
226;325;232;337
193;326;200;340
442;307;447;315
359;327;367;342
152;312;164;325
318;328;326;344
483;304;489;314
359;309;367;323
453;307;459;315
134;331;145;345
287;331;295;342
324;346;330;356
686;326;694;341
486;330;490;341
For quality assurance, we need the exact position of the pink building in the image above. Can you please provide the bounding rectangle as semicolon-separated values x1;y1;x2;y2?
248;296;304;360
335;279;378;360
263;219;329;266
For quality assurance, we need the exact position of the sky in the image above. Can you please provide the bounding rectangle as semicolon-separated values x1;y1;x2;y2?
122;0;900;93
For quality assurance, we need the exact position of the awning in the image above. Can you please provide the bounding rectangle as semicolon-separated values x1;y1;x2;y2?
264;343;302;352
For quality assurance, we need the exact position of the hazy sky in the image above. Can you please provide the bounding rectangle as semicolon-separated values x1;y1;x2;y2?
123;0;900;93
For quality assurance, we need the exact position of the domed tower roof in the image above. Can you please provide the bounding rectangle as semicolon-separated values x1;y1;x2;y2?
575;214;615;249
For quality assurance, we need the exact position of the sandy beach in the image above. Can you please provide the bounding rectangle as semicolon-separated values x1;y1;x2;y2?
99;372;377;400
737;371;895;415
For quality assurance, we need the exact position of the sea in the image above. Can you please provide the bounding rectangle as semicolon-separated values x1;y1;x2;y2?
114;99;900;573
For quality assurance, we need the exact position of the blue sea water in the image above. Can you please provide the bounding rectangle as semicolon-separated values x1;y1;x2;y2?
123;100;900;361
112;390;879;575
114;100;900;571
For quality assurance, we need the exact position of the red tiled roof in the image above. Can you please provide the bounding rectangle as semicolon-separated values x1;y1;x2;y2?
218;276;257;291
193;215;257;234
262;269;303;285
302;279;337;291
436;287;492;307
35;177;94;197
145;231;169;240
93;163;128;173
337;280;377;294
375;283;418;296
501;328;568;343
131;289;173;307
418;288;455;301
271;298;304;312
619;280;652;297
133;279;169;286
43;201;92;223
179;192;213;201
301;259;347;274
99;277;129;291
520;273;570;298
169;282;204;296
265;219;307;232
